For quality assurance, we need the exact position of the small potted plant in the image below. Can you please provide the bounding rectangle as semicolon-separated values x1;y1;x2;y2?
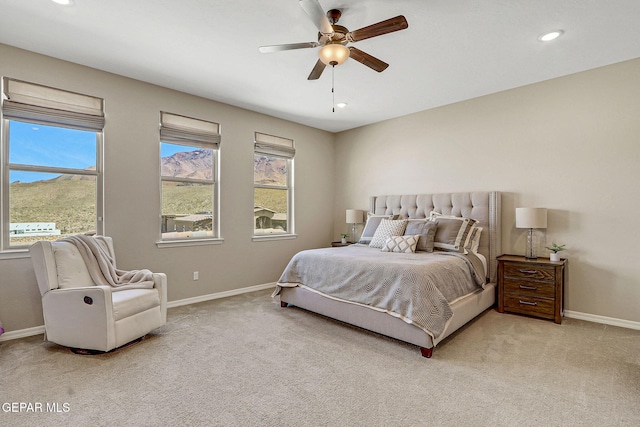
546;243;566;262
340;233;349;244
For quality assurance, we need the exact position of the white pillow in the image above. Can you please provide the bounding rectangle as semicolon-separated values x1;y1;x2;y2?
381;235;419;253
369;219;408;249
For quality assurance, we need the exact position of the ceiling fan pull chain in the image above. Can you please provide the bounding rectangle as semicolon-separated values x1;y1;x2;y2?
332;64;335;113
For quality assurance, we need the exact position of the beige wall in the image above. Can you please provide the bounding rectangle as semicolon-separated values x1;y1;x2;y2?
2;42;638;334
0;44;336;332
334;58;640;323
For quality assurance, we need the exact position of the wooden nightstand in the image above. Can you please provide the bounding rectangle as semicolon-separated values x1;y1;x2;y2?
331;241;352;247
497;254;566;324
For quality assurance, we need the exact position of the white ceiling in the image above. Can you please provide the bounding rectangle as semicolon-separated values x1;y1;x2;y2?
1;0;640;133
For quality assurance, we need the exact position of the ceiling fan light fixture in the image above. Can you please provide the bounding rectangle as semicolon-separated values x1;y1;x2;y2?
318;44;350;66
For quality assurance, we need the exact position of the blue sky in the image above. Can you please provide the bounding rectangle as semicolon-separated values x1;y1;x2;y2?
161;142;191;158
9;121;95;183
9;121;187;183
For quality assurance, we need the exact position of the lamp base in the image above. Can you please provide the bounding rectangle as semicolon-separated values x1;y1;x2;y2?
525;228;537;259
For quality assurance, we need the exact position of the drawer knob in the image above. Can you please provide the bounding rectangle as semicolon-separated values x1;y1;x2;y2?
519;285;538;290
519;269;538;274
519;300;538;306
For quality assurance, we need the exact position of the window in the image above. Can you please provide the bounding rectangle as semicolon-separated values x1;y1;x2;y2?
159;112;220;242
253;132;294;237
1;78;104;251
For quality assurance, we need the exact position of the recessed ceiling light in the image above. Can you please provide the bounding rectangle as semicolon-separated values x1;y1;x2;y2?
51;0;73;5
336;102;348;108
538;30;564;42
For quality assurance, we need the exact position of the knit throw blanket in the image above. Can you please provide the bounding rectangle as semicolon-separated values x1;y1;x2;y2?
59;235;154;291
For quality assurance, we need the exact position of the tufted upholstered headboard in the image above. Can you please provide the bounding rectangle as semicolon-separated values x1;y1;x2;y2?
369;192;501;283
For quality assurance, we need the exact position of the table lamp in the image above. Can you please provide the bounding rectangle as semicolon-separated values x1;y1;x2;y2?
346;209;364;243
516;207;547;259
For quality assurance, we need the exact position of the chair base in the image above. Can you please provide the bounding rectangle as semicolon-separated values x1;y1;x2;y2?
70;336;145;355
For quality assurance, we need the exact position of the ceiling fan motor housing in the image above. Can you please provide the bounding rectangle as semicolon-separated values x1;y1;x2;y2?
318;25;349;44
327;8;342;24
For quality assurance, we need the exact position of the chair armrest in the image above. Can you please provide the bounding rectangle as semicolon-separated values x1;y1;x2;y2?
152;273;168;323
42;286;114;315
41;286;116;350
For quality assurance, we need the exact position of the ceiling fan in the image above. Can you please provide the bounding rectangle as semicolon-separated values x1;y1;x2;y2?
259;0;409;80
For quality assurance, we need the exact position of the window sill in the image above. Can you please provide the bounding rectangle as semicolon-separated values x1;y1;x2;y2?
252;234;297;242
0;249;30;260
156;237;224;249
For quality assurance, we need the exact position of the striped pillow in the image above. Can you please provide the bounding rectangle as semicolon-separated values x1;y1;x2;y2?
429;212;478;253
466;226;483;253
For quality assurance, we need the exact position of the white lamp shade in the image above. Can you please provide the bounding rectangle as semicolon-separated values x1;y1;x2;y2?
346;209;363;224
319;44;350;65
515;208;547;229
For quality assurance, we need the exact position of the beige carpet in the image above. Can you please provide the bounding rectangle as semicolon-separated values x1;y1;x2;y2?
1;288;639;426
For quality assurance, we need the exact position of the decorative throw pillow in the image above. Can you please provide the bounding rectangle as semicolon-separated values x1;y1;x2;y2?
358;214;397;244
429;211;478;253
404;219;437;252
466;226;483;253
368;219;408;248
381;235;419;253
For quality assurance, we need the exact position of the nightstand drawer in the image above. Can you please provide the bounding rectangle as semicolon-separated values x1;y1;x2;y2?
503;263;556;283
503;279;556;298
503;294;555;318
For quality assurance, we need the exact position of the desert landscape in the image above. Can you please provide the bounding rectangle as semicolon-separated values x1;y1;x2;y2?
10;150;288;245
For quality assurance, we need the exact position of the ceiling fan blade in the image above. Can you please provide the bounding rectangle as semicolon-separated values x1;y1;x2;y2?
307;59;327;80
259;42;320;53
299;0;334;36
348;47;389;72
347;15;408;42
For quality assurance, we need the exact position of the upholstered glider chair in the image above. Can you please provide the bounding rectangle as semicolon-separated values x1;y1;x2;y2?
29;236;167;353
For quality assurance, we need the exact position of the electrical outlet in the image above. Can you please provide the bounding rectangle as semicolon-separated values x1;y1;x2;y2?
193;271;199;281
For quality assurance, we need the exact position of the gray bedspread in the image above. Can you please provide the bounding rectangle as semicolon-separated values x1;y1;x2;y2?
274;245;486;340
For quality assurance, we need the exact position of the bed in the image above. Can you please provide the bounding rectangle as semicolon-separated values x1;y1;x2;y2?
275;191;501;358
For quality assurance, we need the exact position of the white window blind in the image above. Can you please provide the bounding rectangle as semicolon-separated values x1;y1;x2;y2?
160;112;220;146
2;78;105;131
254;132;295;158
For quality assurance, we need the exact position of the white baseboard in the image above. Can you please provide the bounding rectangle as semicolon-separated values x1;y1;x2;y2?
3;287;636;342
0;282;277;342
0;325;45;342
167;282;276;308
564;310;640;331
